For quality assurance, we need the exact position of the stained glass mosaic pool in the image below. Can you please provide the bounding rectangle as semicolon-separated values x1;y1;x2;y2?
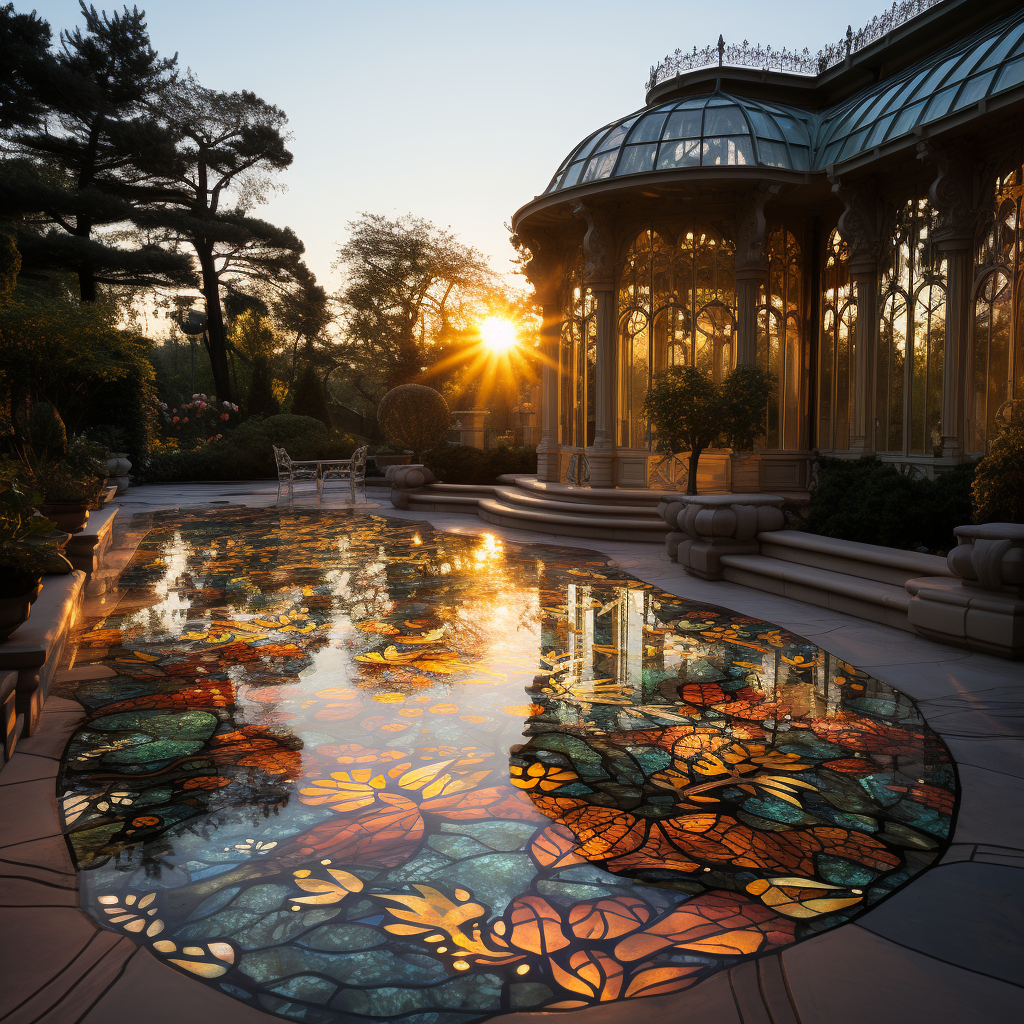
59;509;956;1022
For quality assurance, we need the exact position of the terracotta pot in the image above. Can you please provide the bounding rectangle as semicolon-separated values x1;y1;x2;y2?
374;454;413;469
0;591;32;641
38;503;90;533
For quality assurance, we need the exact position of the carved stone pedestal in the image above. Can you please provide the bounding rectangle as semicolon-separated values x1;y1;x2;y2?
387;465;437;509
658;494;786;580
906;524;1024;659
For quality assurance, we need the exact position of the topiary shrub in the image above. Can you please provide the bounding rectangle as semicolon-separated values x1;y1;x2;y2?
423;445;536;485
139;414;355;482
291;363;332;427
972;423;1024;524
807;457;975;554
246;357;280;418
377;385;450;462
28;402;67;460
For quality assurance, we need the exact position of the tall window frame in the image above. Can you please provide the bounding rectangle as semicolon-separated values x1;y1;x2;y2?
559;251;596;449
970;164;1023;454
616;226;737;449
876;198;947;456
757;227;804;450
818;229;858;451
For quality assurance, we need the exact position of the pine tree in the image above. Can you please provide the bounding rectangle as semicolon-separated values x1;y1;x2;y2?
6;2;191;299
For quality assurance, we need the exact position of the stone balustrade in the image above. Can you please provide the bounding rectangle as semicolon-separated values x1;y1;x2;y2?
906;523;1024;659
659;493;786;579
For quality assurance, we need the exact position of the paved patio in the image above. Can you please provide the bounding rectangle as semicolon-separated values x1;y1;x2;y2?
1;479;1021;1023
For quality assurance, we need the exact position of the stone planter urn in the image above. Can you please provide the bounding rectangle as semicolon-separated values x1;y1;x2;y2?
907;523;1024;659
659;493;786;580
106;453;131;494
38;502;90;534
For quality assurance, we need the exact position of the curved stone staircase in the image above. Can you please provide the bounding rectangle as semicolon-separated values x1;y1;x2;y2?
389;474;671;541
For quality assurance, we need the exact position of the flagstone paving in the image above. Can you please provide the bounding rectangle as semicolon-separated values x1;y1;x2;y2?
0;480;1020;1023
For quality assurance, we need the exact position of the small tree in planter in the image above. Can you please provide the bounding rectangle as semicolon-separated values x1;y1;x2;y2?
643;364;774;495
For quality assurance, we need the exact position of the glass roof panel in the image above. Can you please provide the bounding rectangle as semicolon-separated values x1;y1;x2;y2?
617;143;658;176
657;138;702;169
747;108;784;140
995;55;1024;92
953;71;996;110
628;111;669;144
702;136;753;166
663;107;704;139
703;105;749;135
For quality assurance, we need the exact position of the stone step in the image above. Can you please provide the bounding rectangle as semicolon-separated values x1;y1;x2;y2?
478;497;669;541
65;506;119;574
718;553;913;631
491;486;665;520
757;529;953;587
508;476;668;507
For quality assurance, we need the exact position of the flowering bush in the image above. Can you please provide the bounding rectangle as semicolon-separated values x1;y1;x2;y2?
159;394;240;447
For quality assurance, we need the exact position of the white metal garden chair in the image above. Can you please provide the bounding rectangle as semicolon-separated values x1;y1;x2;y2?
272;445;319;504
317;445;369;504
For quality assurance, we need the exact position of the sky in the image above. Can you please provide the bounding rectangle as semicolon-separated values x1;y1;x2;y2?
28;0;887;293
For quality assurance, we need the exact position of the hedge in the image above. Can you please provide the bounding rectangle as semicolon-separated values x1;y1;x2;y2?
139;414;355;482
423;445;537;485
807;457;974;554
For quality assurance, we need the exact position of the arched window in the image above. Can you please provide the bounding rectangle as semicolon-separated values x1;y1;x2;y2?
876;199;947;455
818;229;857;450
970;166;1022;453
616;227;736;449
757;228;803;450
559;251;596;448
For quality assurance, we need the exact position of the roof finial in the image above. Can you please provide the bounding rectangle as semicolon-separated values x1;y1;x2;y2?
718;34;725;66
845;25;853;56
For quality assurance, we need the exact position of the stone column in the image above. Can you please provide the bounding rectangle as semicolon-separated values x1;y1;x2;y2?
573;201;618;488
587;286;616;487
849;261;878;454
938;241;972;458
918;141;979;460
831;174;883;456
735;184;776;367
536;299;561;481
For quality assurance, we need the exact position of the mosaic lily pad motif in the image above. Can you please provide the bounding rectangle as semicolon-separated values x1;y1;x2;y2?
59;509;955;1021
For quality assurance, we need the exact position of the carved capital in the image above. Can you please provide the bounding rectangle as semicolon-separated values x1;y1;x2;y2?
513;229;561;303
917;141;979;245
571;202;614;287
829;173;882;269
735;183;780;270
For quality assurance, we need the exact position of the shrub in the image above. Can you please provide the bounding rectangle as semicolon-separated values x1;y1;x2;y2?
424;444;536;485
972;423;1024;524
807;457;975;553
158;394;240;446
28;402;66;459
139;414;355;482
0;298;159;465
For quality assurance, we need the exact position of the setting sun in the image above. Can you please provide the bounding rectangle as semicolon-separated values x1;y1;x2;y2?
480;316;518;354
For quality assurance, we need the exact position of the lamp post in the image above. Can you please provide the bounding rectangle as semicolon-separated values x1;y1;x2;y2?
171;307;208;395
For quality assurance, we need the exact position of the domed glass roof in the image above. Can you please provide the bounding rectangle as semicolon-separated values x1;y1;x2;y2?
545;92;814;194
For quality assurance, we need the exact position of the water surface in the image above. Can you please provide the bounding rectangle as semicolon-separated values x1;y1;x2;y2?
60;509;955;1021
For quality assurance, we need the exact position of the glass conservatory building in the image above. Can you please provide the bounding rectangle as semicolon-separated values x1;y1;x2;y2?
512;0;1024;491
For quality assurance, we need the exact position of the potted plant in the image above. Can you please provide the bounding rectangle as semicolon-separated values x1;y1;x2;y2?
372;445;414;470
0;546;48;640
643;365;774;495
0;483;72;574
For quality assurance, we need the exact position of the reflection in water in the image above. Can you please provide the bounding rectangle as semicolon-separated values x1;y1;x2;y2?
60;510;954;1021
